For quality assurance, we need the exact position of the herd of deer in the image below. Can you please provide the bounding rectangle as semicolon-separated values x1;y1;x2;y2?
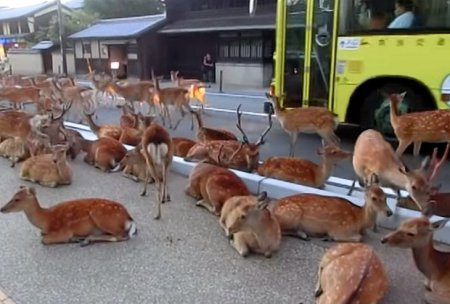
0;71;449;303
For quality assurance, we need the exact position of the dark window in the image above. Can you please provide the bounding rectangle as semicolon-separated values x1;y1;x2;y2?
82;42;91;56
19;19;29;33
218;31;271;62
9;21;18;34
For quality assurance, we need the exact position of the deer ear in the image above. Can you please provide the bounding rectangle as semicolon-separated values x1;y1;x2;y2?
431;219;449;231
399;91;407;99
27;187;36;195
257;191;268;202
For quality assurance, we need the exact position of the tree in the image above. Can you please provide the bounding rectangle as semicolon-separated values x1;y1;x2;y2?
84;0;165;19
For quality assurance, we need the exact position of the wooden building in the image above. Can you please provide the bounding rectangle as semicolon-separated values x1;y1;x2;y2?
159;0;276;87
68;14;167;79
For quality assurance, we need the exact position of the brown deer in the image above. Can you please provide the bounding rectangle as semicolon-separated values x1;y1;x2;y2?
118;113;154;146
81;137;127;172
349;129;440;210
170;70;207;107
191;109;237;142
0;136;29;167
388;92;450;157
172;137;197;157
19;144;72;188
220;191;281;258
381;202;450;304
265;93;340;156
185;161;250;216
140;122;174;220
118;146;151;183
83;105;122;140
273;175;392;241
151;70;193;130
184;104;272;172
0;186;138;246
257;142;352;188
315;242;389;304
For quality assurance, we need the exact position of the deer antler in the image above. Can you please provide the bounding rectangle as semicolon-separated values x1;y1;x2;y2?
428;143;450;182
255;110;272;146
51;100;73;121
235;104;249;144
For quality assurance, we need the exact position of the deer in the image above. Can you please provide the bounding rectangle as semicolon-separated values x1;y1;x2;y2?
191;109;237;142
81;137;127;172
184;104;273;172
140;122;174;220
118;103;139;128
185;160;250;216
83;105;122;140
314;242;389;304
0;186;138;246
0;85;42;110
388;91;450;157
257;142;352;188
265;93;340;156
349;129;440;211
381;202;450;304
117;113;154;146
220;191;281;258
151;70;193;130
170;70;207;108
272;175;392;242
19;144;72;188
117;146;152;183
172;137;197;157
0;136;30;167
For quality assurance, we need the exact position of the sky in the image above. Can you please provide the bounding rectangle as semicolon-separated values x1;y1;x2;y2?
0;0;63;8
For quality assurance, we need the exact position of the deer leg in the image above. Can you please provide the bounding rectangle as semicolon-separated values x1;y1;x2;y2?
283;229;310;241
413;141;422;157
154;179;162;220
314;266;324;298
329;233;363;243
79;235;128;247
41;230;74;245
230;233;250;257
395;139;412;157
289;132;298;157
140;167;151;196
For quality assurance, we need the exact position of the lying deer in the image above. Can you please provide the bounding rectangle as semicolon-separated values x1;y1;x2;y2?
81;137;127;172
0;186;138;246
273;175;392;241
172;137;197;157
140;122;174;220
184;104;272;172
19;144;72;188
349;129;439;210
257;142;352;188
388;92;450;157
83;105;122;140
381;202;450;304
185;161;250;216
118;146;151;183
315;242;388;304
265;93;340;156
192;109;237;142
0;136;29;167
221;191;281;258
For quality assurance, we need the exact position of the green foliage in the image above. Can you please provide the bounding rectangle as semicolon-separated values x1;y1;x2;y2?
84;0;165;19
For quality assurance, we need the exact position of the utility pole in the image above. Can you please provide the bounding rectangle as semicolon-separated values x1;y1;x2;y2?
57;0;67;76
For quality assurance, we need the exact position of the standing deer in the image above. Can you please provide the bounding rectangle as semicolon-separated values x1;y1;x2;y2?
349;129;440;210
273;175;392;242
221;191;281;258
265;93;340;156
170;70;207;108
140;122;174;220
315;243;388;304
388;92;450;157
0;186;137;246
381;202;450;304
257;142;352;188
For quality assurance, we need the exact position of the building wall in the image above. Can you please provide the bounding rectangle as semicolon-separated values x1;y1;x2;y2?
52;51;76;75
215;62;272;88
8;50;44;75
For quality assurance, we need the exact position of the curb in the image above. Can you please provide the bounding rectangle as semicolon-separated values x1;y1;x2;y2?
64;122;450;245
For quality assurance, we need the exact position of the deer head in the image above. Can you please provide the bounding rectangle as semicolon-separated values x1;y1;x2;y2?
0;186;37;213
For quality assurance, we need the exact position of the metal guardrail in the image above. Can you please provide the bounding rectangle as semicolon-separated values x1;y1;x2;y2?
64;121;450;245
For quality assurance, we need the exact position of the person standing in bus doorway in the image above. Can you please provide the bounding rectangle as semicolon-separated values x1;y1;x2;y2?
202;52;214;88
388;0;415;29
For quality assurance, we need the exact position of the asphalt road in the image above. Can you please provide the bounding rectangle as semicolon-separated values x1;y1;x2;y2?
86;89;450;192
0;157;435;304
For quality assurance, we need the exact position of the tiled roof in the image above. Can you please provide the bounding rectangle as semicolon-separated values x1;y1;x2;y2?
69;14;166;39
0;1;62;21
159;14;275;33
31;40;55;50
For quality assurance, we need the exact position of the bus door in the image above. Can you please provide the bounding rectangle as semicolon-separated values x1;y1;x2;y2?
303;0;338;110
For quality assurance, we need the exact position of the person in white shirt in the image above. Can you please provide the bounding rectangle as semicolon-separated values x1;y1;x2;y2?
388;0;415;29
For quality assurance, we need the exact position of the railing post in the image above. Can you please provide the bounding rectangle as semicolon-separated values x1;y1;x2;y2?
219;70;223;93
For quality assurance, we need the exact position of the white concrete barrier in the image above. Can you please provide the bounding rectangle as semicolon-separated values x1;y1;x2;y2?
65;121;450;245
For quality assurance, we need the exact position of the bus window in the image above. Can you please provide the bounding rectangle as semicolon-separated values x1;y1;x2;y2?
283;0;306;107
340;0;450;34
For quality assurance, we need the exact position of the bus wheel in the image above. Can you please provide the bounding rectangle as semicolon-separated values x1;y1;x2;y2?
359;85;429;140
